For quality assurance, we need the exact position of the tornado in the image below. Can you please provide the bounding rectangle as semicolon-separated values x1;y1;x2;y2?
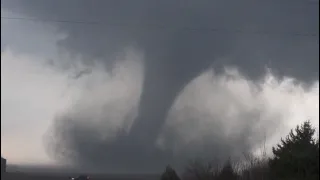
2;0;318;172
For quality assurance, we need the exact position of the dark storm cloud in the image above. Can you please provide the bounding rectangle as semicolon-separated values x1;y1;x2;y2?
2;0;318;172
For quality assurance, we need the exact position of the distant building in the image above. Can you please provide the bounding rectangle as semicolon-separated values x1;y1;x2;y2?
1;157;6;174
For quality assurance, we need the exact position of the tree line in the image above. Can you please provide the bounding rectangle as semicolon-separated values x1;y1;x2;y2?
161;120;319;180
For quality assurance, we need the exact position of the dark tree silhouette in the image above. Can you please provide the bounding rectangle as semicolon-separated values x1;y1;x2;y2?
217;160;238;180
269;120;319;180
161;165;181;180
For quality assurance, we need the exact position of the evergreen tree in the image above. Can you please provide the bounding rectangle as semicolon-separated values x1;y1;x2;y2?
269;120;319;180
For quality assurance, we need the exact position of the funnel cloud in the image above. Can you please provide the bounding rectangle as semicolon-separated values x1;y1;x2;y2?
1;0;318;173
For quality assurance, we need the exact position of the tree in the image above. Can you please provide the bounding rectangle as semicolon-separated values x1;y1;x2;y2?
217;160;238;180
161;165;181;180
269;120;319;180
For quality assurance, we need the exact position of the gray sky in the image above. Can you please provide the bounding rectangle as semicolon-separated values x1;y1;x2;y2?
1;0;319;172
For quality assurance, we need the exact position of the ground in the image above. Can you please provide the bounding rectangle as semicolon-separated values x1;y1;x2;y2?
2;172;160;180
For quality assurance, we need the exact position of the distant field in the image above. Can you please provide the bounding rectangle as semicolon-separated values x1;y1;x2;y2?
3;165;160;180
2;172;160;180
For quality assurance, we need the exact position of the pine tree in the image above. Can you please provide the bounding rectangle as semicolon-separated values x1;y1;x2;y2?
269;120;319;180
